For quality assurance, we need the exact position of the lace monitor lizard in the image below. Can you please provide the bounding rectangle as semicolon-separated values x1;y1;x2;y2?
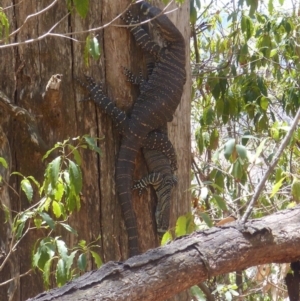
125;57;177;239
79;1;186;257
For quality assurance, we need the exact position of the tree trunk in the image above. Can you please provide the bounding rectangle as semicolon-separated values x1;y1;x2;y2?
27;205;300;301
0;1;190;300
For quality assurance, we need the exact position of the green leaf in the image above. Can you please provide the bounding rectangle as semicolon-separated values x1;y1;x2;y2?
89;36;101;60
215;171;224;191
77;253;87;271
279;0;284;5
212;83;220;100
39;212;55;230
43;259;52;289
270;49;278;58
209;128;219;150
66;250;77;272
60;223;78;235
161;231;173;245
78;240;87;248
292;180;300;202
0;10;10;40
21;178;33;202
66;192;80;212
195;0;201;9
1;204;10;223
195;128;204;154
190;285;206;300
270;177;286;198
11;171;24;177
15;221;25;239
63;170;70;186
32;238;56;270
90;250;102;268
231;160;243;180
83;135;102;155
260;97;269;110
252;138;268;163
34;218;42;228
84;35;90;67
56;258;67;287
68;160;82;195
0;157;8;168
199;212;213;227
257;76;268;96
224;139;236;160
241;15;253;41
217;89;226;111
190;3;197;25
27;176;40;189
175;215;187;237
248;0;258;16
185;212;197;234
14;211;35;238
49;157;61;188
54;181;64;202
225;290;233;301
73;0;89;18
52;201;62;218
203;107;215;125
212;194;228;211
236;144;248;160
42;144;60;161
56;239;68;260
268;0;274;14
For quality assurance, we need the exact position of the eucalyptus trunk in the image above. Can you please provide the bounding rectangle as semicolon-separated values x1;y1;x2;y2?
0;1;191;300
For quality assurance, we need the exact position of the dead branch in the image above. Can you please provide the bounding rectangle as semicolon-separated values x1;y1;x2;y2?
28;205;300;301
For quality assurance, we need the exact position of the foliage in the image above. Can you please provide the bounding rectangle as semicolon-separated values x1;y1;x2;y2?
67;0;89;18
1;136;103;288
190;0;300;299
0;8;9;42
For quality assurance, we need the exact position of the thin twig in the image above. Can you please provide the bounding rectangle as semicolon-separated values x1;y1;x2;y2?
1;0;58;42
0;224;30;272
0;269;32;287
241;107;300;224
0;0;177;49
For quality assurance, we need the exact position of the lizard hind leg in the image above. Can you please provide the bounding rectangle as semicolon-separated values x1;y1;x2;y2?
133;172;163;195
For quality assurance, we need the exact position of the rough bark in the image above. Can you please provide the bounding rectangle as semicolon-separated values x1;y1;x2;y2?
0;1;190;300
27;205;300;301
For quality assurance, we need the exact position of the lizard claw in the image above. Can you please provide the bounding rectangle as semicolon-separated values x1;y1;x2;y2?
132;182;146;196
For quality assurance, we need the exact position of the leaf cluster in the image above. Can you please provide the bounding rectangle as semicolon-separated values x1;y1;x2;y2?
190;1;300;299
2;135;103;288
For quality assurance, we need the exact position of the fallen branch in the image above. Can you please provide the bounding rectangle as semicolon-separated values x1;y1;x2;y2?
28;205;300;301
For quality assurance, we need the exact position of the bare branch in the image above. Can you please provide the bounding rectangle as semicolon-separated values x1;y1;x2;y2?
0;0;178;48
0;0;58;43
241;107;300;224
27;206;300;301
0;269;32;287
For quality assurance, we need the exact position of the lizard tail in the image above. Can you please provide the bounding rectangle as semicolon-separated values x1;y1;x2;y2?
116;137;140;257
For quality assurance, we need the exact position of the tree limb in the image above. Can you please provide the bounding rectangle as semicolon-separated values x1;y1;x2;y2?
28;205;300;301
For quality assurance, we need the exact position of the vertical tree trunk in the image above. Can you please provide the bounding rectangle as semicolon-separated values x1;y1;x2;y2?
0;1;190;300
